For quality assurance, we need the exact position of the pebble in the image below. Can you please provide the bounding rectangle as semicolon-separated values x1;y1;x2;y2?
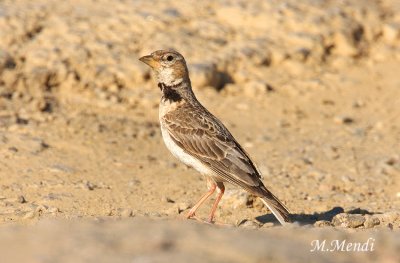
177;202;191;213
30;139;49;154
377;211;400;223
221;189;251;209
147;212;162;218
120;209;134;218
18;195;27;204
333;116;354;125
35;205;48;214
352;99;365;108
363;215;380;228
128;179;141;187
323;145;340;160
332;213;365;228
385;223;394;230
23;211;36;220
237;219;260;229
8;147;18;152
165;206;179;215
382;23;400;43
243;81;268;97
260;222;275;228
331;28;361;56
188;63;221;89
161;196;175;203
314;220;333;227
49;164;76;173
47;207;60;214
84;181;96;191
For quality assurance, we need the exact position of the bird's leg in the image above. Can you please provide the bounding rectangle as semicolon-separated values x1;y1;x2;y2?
207;182;225;223
186;178;216;219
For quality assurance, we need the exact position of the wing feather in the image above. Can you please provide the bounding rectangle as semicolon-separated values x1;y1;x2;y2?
163;107;262;188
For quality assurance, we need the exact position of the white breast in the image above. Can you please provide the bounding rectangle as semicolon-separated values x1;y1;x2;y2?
159;124;212;175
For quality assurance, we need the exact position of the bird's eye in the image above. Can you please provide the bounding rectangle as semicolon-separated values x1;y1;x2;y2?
166;55;174;61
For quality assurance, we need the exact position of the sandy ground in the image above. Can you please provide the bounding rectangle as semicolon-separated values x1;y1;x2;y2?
0;0;400;261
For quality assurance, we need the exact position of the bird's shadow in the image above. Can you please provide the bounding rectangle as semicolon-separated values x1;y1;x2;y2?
255;206;375;226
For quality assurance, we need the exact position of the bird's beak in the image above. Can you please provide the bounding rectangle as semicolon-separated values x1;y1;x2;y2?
139;55;159;68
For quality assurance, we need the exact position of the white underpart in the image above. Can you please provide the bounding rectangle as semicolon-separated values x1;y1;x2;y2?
159;122;212;176
159;102;212;176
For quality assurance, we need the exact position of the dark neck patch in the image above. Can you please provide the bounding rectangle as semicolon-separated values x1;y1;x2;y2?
159;82;183;102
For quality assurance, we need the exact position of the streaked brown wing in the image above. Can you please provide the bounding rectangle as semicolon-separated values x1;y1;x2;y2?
163;106;263;188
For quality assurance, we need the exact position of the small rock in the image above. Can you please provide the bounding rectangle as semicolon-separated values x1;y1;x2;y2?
382;23;400;43
161;196;175;203
30;139;49;154
314;220;333;227
243;81;269;97
261;222;275;228
333;116;354;124
331;27;361;56
148;212;162;217
323;145;340;160
221;189;251;209
8;147;18;152
163;8;181;18
302;157;313;165
363;215;380;228
85;181;96;191
42;193;61;200
128;179;141;187
106;209;114;216
332;213;365;228
120;209;133;218
386;223;394;230
0;50;16;72
385;156;399;166
177;202;191;213
237;219;260;229
23;211;36;219
35;204;48;215
307;170;326;181
378;211;400;223
49;164;76;173
352;100;365;108
47;207;59;214
18;195;26;204
165;206;179;215
188;63;221;89
291;48;311;62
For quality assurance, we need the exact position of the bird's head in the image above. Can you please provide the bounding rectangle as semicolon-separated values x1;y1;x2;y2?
139;50;189;86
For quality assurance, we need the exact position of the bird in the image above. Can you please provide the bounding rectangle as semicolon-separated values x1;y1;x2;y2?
139;50;291;225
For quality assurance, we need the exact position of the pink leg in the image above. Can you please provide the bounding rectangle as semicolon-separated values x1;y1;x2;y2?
207;182;225;223
186;178;216;219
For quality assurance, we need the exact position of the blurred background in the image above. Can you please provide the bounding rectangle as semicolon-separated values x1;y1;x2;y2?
0;0;399;262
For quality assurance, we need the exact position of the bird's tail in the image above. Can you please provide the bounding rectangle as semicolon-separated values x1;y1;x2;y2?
259;187;291;225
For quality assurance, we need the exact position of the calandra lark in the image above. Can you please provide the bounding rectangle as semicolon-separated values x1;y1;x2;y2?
139;50;291;225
